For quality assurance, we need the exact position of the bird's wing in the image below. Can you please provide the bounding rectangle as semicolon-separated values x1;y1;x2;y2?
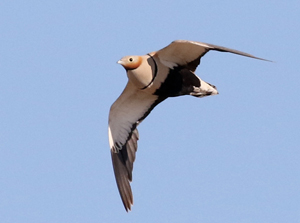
109;80;163;211
111;129;138;212
155;40;269;71
109;81;161;152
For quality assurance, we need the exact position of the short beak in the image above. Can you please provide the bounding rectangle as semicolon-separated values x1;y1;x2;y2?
117;60;123;65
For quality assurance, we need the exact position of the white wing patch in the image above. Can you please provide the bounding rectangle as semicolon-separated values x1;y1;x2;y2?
108;126;114;150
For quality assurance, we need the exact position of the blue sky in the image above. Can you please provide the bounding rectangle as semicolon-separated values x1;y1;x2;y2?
0;1;299;222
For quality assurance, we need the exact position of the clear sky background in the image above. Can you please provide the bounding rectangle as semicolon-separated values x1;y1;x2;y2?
0;1;299;222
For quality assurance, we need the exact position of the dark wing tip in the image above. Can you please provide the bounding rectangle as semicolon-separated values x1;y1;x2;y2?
111;150;133;212
204;42;272;62
111;129;139;212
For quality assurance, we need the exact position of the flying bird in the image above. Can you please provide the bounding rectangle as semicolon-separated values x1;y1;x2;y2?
108;40;268;211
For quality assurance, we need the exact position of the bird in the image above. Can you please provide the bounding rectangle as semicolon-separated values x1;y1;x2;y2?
108;40;268;211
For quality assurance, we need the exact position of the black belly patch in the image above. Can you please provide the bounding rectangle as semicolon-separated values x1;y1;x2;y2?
154;67;183;97
154;67;201;97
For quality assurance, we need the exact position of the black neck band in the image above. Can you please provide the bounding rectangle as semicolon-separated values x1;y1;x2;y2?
141;54;158;90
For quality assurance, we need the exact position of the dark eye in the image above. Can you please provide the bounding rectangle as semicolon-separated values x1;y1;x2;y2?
129;58;133;62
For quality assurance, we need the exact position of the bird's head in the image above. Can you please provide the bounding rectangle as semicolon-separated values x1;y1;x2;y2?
117;56;142;71
117;55;155;89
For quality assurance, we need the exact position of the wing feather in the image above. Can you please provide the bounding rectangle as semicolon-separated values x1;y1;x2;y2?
156;40;270;71
109;81;164;211
109;81;159;152
111;129;138;211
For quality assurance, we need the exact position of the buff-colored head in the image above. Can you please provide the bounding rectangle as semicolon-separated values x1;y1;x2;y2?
117;54;155;89
117;56;142;70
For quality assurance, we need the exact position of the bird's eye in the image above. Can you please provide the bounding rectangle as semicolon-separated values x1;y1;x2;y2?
129;58;133;62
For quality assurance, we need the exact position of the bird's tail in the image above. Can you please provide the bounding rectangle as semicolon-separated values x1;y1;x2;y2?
190;79;218;98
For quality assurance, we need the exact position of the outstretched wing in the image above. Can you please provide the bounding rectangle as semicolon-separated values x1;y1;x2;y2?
156;40;269;71
109;80;164;211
